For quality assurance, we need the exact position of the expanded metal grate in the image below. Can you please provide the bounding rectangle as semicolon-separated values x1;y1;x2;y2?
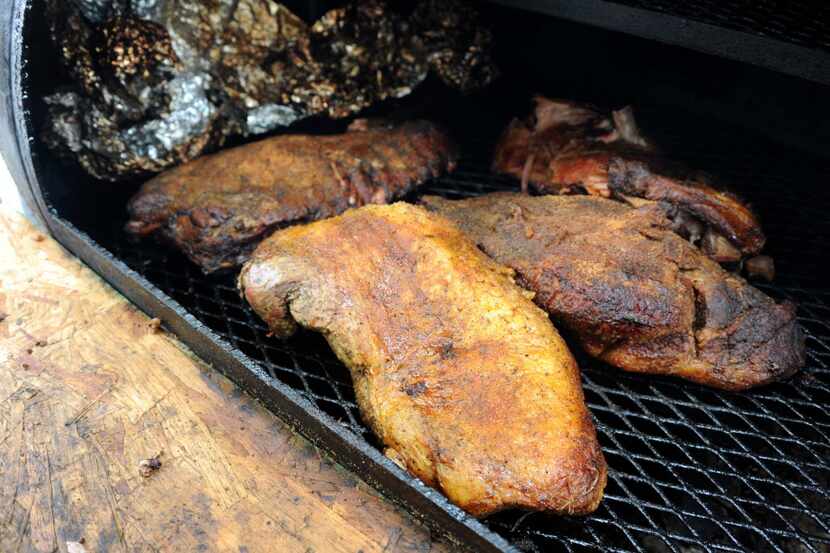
39;79;819;552
609;0;830;52
94;141;830;551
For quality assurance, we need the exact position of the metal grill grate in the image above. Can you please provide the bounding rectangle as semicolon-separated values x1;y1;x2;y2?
46;79;824;552
608;0;830;52
97;150;830;551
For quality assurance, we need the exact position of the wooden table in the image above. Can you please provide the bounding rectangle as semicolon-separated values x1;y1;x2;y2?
0;212;450;553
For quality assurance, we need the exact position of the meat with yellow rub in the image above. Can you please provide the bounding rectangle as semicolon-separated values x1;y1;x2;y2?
238;202;606;516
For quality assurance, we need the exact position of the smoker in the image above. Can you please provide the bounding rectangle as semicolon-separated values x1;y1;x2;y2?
2;1;829;551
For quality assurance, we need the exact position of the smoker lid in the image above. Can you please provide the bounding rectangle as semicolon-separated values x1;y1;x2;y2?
487;0;830;85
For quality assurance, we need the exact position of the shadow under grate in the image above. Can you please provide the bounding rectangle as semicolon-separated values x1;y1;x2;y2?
102;159;830;552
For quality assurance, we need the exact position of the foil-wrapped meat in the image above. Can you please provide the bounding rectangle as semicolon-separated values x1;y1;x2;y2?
43;0;497;181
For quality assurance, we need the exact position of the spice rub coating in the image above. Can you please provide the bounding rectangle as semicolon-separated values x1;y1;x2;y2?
127;119;457;272
239;203;607;516
423;193;804;390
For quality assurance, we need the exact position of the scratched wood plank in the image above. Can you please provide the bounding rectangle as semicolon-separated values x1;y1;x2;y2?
0;212;452;553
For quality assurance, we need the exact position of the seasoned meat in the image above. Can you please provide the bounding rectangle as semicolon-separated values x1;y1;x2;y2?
238;203;607;516
422;193;804;390
126;119;457;272
492;96;765;262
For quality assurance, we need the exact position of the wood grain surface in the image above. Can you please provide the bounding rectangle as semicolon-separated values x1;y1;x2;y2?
0;212;451;553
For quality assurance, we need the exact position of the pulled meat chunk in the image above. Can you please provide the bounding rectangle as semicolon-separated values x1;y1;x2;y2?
492;96;766;261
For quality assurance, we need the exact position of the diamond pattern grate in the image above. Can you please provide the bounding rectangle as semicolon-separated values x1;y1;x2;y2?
59;89;827;552
609;0;830;52
93;156;830;552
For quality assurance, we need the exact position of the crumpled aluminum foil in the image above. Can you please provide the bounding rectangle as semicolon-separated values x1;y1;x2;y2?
42;0;498;181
